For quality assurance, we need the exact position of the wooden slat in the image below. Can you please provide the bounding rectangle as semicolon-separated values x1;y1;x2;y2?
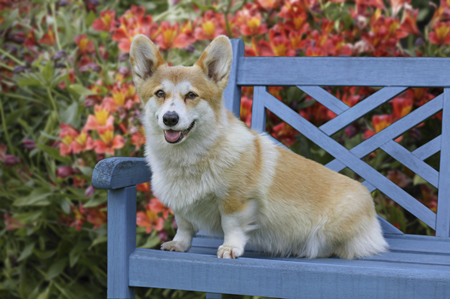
261;90;436;228
378;216;403;235
92;157;151;190
129;249;450;299
251;87;267;133
412;136;441;160
299;85;349;114
237;57;450;87
436;88;450;237
319;87;407;136
223;39;245;118
325;94;444;173
108;187;136;299
380;141;439;188
191;231;450;256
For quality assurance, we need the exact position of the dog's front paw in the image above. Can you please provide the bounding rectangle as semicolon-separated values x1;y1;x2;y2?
161;241;188;252
217;245;244;259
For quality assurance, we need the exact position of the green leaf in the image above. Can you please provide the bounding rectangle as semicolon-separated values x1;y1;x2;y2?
36;286;51;299
83;196;106;208
86;10;97;28
42;60;54;83
18;242;35;262
14;210;43;223
413;174;427;185
60;101;79;127
17;75;42;87
68;84;96;96
46;258;67;280
89;236;107;249
69;242;90;267
0;8;18;30
35;143;71;164
33;249;56;260
13;188;52;207
60;198;71;214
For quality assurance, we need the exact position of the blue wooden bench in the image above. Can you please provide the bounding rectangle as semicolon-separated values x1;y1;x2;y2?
92;39;450;299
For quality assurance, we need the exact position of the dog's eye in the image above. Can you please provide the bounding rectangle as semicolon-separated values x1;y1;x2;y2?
186;92;197;100
155;90;165;98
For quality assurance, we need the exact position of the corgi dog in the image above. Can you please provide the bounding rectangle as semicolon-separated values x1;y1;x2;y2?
129;34;388;259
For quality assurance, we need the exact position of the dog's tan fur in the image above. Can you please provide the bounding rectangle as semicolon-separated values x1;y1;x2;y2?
130;34;388;259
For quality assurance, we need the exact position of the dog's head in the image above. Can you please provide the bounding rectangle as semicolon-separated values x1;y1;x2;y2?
129;35;232;145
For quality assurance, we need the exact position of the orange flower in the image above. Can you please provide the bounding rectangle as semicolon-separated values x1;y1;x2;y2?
59;124;79;156
429;22;450;45
194;11;226;40
92;10;116;32
86;206;107;229
400;7;420;36
71;204;86;231
269;25;296;57
93;125;125;155
155;21;194;50
373;114;393;132
74;34;95;54
136;200;166;234
39;25;56;46
391;96;413;121
85;105;114;131
271;122;297;147
137;182;150;192
112;5;159;52
240;95;253;127
235;4;268;36
131;129;146;150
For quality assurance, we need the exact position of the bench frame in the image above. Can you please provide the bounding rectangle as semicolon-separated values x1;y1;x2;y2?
92;39;450;299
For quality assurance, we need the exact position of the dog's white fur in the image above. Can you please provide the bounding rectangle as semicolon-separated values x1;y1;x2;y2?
129;34;388;259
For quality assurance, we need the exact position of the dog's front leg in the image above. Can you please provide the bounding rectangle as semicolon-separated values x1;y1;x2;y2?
161;213;195;252
217;211;249;259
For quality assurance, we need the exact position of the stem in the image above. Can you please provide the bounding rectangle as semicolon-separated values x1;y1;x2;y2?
50;2;62;51
0;61;14;71
223;0;233;37
0;48;25;66
46;87;60;122
0;96;15;155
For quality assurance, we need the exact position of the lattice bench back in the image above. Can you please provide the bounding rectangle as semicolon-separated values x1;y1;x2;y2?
224;39;450;238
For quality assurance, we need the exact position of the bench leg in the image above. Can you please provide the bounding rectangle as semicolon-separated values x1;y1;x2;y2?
206;293;222;299
107;186;136;299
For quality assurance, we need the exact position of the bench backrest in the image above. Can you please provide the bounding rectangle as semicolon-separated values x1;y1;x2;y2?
224;39;450;238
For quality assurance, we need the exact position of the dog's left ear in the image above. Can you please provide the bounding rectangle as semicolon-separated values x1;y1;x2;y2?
194;35;232;90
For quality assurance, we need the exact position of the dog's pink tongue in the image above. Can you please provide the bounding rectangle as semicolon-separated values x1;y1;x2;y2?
165;130;181;142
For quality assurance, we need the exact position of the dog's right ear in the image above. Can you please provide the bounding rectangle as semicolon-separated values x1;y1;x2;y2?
129;34;166;90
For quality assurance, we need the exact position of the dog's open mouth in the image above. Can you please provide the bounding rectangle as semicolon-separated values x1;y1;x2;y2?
164;121;195;144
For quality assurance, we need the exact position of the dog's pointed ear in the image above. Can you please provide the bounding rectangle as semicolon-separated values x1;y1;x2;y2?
194;35;232;90
129;34;166;89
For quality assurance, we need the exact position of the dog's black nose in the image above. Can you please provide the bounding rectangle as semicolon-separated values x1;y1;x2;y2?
163;111;179;127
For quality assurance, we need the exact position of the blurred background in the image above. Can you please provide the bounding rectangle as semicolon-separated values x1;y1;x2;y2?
0;0;448;298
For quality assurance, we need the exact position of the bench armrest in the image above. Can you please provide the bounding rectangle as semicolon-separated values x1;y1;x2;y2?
92;157;151;190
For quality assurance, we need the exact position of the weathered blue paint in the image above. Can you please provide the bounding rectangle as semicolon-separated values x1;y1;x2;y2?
237;57;450;87
92;157;151;190
223;39;245;118
436;88;450;238
91;39;450;298
107;186;136;299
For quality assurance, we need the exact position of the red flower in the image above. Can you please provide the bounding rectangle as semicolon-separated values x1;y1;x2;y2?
39;26;56;46
391;96;413;121
74;34;95;54
194;11;226;41
429;22;450;45
86;205;107;229
92;10;116;32
92;125;125;155
4;214;25;231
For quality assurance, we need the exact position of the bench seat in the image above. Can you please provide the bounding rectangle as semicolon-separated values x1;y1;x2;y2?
128;234;450;298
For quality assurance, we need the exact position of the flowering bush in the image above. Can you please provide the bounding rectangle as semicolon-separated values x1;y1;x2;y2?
0;0;448;297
